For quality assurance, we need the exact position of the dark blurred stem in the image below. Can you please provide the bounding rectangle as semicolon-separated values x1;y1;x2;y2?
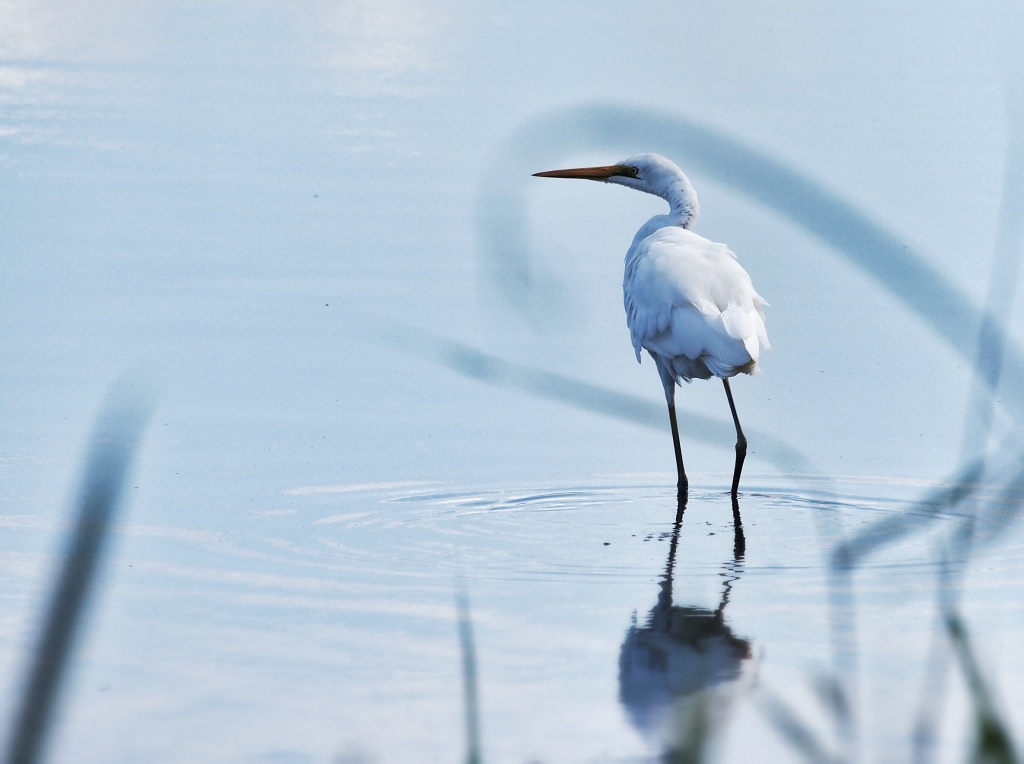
826;562;859;764
5;386;151;764
912;569;957;764
945;611;1019;763
456;592;483;764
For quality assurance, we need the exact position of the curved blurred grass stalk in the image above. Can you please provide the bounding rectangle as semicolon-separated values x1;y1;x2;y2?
9;97;1020;760
860;82;1024;764
394;327;814;476
4;382;152;764
456;591;483;764
473;102;1024;761
476;104;1024;429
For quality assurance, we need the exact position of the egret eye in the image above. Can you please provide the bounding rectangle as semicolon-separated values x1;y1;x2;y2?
629;166;640;177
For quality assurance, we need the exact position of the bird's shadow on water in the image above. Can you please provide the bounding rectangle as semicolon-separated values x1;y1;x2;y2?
618;490;752;762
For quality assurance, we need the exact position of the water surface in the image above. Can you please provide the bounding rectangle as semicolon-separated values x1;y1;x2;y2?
2;2;1023;761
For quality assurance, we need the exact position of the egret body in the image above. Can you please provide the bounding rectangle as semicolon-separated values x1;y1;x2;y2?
533;153;769;495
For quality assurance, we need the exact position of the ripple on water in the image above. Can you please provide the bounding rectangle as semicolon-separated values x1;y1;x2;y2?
5;474;1021;764
255;474;1024;764
267;474;1022;585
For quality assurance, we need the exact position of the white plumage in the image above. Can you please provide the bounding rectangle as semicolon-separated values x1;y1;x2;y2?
534;153;769;495
625;225;770;380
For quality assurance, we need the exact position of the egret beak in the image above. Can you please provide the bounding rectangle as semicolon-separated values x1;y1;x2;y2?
532;164;632;180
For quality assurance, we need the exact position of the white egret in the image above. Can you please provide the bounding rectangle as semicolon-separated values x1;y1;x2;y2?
533;153;769;495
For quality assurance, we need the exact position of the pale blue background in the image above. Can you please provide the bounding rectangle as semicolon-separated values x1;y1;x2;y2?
2;2;1023;762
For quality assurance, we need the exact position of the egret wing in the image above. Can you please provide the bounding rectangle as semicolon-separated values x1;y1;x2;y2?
623;227;769;379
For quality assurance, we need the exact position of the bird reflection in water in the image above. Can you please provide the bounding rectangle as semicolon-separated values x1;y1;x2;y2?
618;491;756;758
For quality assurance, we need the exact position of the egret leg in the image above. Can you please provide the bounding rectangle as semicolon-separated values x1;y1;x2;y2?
722;379;747;496
655;356;687;491
667;403;688;492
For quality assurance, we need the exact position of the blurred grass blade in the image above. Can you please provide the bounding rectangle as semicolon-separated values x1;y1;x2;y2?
664;693;713;764
479;104;1024;430
397;329;813;475
757;687;840;764
5;383;152;764
831;461;984;570
959;80;1024;466
945;613;1019;764
834;81;1024;568
456;591;483;764
811;675;850;729
912;613;954;764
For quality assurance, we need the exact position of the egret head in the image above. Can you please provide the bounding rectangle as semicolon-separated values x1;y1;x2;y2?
533;152;698;226
533;152;676;189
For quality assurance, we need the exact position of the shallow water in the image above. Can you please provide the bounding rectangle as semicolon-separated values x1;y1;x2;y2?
3;1;1024;761
3;476;1022;762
